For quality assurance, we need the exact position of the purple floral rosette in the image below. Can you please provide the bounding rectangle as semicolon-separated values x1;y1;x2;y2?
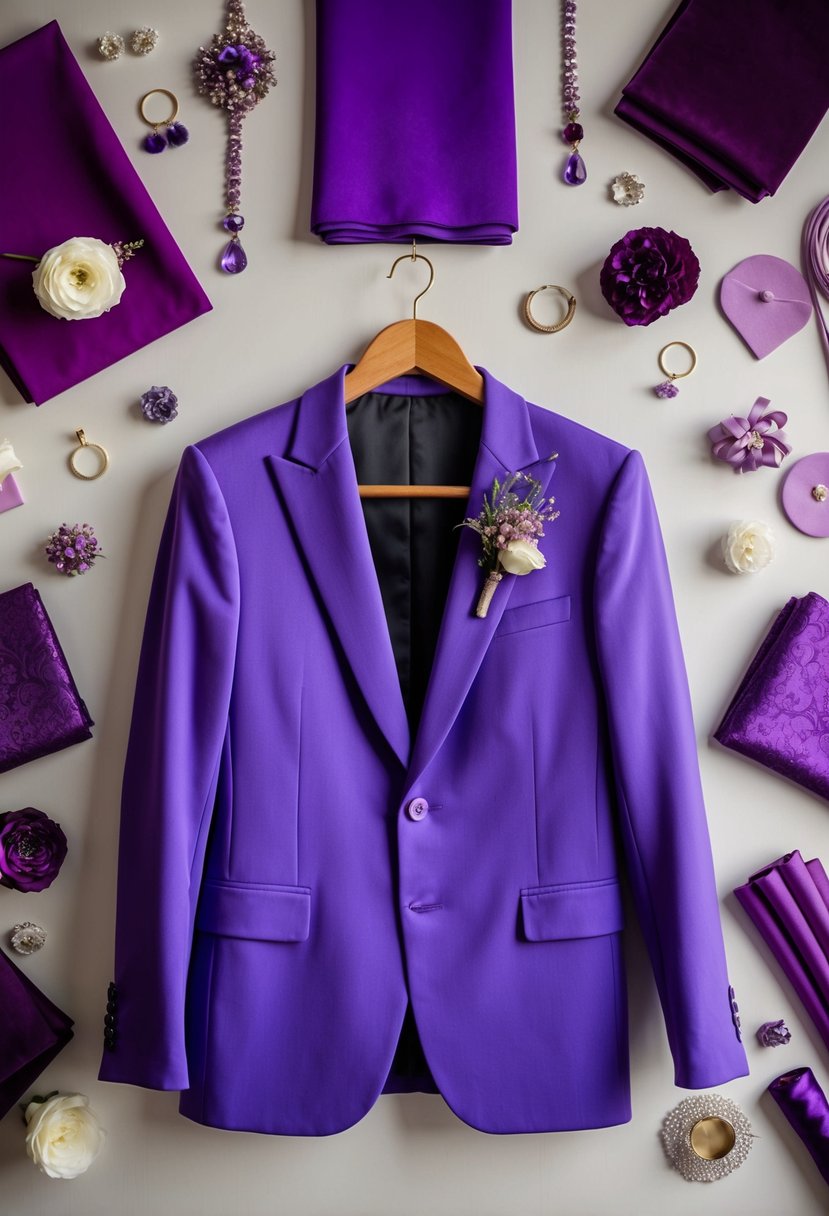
600;226;700;326
0;807;68;892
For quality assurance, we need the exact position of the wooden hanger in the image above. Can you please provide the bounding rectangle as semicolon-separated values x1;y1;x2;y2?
344;242;484;499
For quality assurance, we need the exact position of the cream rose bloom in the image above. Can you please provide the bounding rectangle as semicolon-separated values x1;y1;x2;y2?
499;539;546;576
0;438;22;487
722;520;775;574
25;1093;106;1179
32;237;125;321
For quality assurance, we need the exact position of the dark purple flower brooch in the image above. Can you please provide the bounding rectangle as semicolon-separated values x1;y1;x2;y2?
600;226;700;326
0;808;68;893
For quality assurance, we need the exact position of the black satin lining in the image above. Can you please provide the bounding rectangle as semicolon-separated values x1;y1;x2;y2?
345;387;482;1094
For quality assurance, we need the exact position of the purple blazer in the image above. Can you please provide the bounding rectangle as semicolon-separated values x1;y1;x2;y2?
99;366;748;1134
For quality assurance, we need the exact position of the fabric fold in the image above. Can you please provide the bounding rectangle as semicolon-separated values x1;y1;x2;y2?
310;0;518;244
768;1066;829;1187
0;948;74;1119
615;0;829;202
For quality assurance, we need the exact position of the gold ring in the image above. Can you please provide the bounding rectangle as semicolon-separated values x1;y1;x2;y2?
139;88;179;130
523;285;577;333
69;429;109;481
657;340;697;381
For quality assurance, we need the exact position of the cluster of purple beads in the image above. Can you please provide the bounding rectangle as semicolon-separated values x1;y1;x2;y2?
44;523;102;577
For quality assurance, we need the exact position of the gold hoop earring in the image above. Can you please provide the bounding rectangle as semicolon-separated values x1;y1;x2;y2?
655;341;697;398
523;285;577;333
69;430;109;481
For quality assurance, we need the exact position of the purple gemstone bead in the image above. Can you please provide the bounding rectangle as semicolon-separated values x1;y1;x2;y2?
563;152;587;185
220;238;248;274
654;380;680;399
142;131;167;154
222;213;245;233
562;122;584;143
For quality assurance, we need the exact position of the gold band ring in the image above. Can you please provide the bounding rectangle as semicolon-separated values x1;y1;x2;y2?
657;341;697;382
69;429;109;481
139;88;179;130
523;285;577;334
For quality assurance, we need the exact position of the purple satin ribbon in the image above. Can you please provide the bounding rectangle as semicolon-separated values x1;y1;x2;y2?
708;396;790;471
768;1066;829;1186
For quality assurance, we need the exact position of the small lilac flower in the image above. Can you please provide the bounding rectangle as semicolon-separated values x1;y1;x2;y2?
140;385;179;424
757;1020;792;1048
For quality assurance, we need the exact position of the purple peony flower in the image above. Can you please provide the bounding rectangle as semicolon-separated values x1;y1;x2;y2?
600;226;700;326
44;523;103;576
708;396;791;473
0;808;68;893
140;385;179;424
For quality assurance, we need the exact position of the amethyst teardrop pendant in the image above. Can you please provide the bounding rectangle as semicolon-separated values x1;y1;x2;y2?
564;151;587;185
220;237;247;274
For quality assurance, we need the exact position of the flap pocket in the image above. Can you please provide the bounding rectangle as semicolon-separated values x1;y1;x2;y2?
195;879;311;942
521;877;623;941
496;594;571;637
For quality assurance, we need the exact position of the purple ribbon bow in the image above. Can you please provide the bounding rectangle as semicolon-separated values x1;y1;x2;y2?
708;396;791;472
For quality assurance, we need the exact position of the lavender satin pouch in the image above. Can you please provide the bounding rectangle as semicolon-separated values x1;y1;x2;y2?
715;593;829;801
0;583;93;773
0;947;74;1120
768;1067;829;1187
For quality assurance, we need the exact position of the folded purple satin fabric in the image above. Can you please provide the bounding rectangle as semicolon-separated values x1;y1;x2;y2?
615;0;829;203
768;1067;829;1187
0;583;93;774
0;947;74;1120
0;22;211;405
310;0;518;244
735;852;829;1052
715;593;829;801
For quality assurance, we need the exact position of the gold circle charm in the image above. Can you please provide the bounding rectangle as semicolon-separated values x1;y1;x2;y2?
689;1116;737;1161
657;340;697;381
523;285;577;333
69;429;109;481
139;88;179;130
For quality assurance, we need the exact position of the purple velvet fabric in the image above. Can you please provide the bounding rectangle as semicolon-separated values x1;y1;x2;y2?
715;593;829;801
768;1066;829;1188
0;583;93;774
735;852;829;1052
310;0;518;244
0;22;211;405
615;0;829;203
98;366;747;1135
0;947;74;1120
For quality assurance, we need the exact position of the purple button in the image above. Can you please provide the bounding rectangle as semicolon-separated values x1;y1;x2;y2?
406;797;429;821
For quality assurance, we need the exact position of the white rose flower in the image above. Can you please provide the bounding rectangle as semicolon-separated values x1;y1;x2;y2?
722;520;775;574
32;237;125;321
499;539;546;576
25;1093;106;1179
0;438;22;487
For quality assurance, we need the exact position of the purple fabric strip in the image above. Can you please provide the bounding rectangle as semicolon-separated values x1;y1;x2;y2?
310;0;518;244
768;1066;829;1187
615;0;829;202
0;22;211;405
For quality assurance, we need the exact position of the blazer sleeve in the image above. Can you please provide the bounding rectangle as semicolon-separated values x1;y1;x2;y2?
594;449;748;1088
99;444;240;1091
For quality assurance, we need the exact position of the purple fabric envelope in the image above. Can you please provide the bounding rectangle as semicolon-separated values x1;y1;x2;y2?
715;593;829;801
0;947;74;1120
310;0;518;244
0;583;93;774
615;0;829;202
0;22;211;405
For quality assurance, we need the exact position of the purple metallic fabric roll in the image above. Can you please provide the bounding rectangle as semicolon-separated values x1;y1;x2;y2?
0;947;74;1120
615;0;829;202
311;0;518;244
735;852;829;1052
0;22;211;405
768;1067;829;1187
715;593;829;801
0;583;93;773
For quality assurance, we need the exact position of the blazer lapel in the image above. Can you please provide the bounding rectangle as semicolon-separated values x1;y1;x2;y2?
406;370;558;788
266;367;410;769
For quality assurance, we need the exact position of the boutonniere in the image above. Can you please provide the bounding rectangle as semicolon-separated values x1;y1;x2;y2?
461;469;559;618
0;237;144;321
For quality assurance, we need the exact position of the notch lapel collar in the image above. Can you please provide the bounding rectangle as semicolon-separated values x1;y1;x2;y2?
265;366;410;768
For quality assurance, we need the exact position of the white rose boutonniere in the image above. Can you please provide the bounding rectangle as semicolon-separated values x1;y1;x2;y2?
24;1091;105;1179
1;237;144;321
722;519;775;574
0;438;22;488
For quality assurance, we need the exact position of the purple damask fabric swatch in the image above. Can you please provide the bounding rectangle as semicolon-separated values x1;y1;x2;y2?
0;583;93;774
715;593;829;801
0;947;74;1120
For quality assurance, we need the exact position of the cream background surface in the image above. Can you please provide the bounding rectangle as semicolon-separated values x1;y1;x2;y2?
1;2;828;1212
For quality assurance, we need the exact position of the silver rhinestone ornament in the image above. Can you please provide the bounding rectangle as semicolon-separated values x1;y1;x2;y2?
661;1093;754;1182
97;32;125;61
611;172;645;206
130;26;159;55
10;921;47;955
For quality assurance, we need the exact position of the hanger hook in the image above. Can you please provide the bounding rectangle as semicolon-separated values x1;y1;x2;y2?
387;239;435;320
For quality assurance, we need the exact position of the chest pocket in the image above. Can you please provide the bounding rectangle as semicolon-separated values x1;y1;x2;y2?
495;593;571;638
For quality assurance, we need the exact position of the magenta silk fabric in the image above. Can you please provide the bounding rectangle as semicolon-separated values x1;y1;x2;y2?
310;0;518;244
768;1066;829;1188
615;0;829;203
0;22;211;405
0;583;93;774
0;947;74;1120
715;593;829;801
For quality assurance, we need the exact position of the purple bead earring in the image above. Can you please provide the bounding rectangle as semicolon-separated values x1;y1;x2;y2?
139;89;190;154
